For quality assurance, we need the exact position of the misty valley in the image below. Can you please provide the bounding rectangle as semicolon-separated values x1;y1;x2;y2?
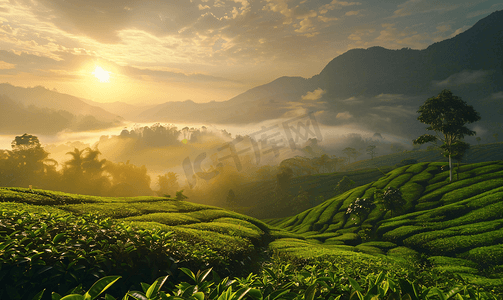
1;7;503;300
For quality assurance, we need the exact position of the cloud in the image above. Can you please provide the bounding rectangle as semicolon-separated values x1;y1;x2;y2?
336;111;352;119
433;70;490;87
491;91;503;99
345;10;360;16
374;22;429;49
466;3;503;18
340;96;363;105
393;0;460;17
0;49;235;84
301;88;325;101
373;105;416;116
0;61;15;69
320;0;361;12
449;25;471;38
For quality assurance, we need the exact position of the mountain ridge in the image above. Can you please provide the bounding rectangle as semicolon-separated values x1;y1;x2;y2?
135;9;503;140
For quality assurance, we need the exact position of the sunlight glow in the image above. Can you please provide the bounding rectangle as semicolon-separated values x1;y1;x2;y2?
92;66;110;82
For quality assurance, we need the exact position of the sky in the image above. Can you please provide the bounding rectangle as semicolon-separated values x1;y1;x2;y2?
0;0;502;105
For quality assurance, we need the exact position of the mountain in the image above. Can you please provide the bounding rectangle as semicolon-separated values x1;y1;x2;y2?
313;9;503;98
135;76;314;124
79;99;157;120
0;83;124;135
136;10;503;139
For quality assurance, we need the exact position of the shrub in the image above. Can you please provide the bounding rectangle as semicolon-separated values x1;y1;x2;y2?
375;187;406;217
346;197;375;224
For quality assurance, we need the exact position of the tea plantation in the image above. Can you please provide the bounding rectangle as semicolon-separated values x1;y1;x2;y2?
1;161;503;299
268;161;503;293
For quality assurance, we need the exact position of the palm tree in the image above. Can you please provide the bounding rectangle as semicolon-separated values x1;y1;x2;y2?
63;148;109;195
64;148;85;176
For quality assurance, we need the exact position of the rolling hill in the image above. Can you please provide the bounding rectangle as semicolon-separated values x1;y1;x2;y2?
267;160;503;290
2;160;503;298
234;142;503;219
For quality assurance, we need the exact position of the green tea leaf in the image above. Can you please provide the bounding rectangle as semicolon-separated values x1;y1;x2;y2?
60;295;85;300
146;281;158;298
104;294;116;300
126;291;148;300
31;289;45;300
52;292;62;300
84;276;121;300
192;292;205;300
196;268;212;284
180;268;196;282
52;233;66;244
141;283;150;294
305;283;317;300
246;289;262;300
348;278;363;292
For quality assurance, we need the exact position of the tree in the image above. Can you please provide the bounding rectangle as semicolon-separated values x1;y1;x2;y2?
476;137;481;145
157;172;179;197
413;90;481;182
63;147;109;195
342;147;357;164
9;134;53;188
448;140;470;181
312;154;332;173
366;145;377;160
175;190;188;201
106;160;152;197
226;189;237;208
375;187;405;217
329;155;346;172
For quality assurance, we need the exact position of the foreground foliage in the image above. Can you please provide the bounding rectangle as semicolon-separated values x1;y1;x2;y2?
37;262;501;300
0;209;259;300
2;161;503;299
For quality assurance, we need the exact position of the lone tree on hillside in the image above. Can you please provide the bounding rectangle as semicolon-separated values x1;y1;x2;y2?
413;89;480;182
449;140;471;181
366;145;377;160
342;147;360;164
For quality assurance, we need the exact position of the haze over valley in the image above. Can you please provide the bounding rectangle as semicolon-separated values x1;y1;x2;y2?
0;2;502;205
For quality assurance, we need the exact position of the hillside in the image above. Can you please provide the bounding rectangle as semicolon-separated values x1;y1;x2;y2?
0;83;124;134
267;160;503;290
237;167;393;219
0;187;273;258
234;142;503;219
2;160;503;298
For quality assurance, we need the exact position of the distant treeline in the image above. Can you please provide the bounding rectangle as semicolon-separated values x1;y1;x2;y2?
0;133;179;197
0;131;354;203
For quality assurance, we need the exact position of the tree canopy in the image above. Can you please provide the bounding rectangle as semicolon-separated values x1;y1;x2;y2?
413;89;480;182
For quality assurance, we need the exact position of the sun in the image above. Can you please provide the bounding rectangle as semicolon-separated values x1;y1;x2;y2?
92;66;110;83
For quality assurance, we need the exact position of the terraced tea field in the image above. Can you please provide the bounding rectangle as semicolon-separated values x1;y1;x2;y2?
235;143;503;219
2;160;503;298
267;161;503;290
